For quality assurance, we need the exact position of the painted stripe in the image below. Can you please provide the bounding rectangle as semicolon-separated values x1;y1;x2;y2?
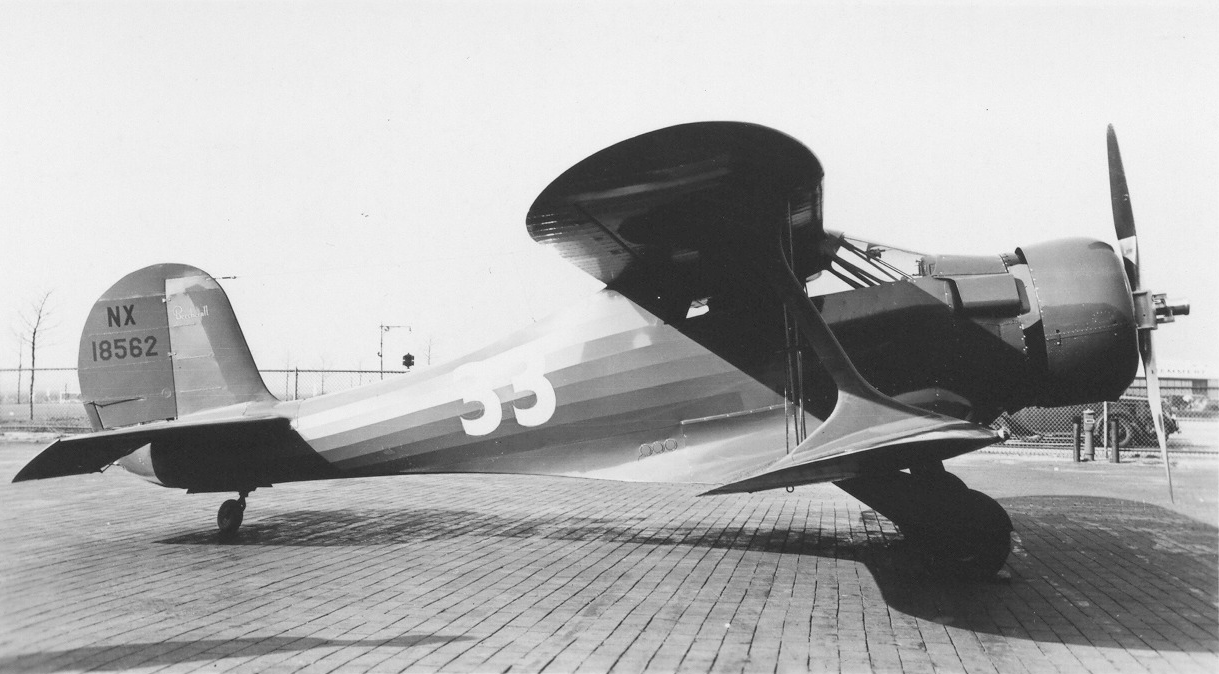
321;369;756;470
297;329;714;446
294;292;660;433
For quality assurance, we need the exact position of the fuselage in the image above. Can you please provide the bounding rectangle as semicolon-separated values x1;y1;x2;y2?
120;290;802;488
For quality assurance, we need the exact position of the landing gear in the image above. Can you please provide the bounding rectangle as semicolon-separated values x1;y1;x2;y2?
837;465;1013;580
909;487;1013;580
217;492;249;537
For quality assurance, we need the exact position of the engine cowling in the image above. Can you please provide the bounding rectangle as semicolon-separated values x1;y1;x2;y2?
1013;237;1138;406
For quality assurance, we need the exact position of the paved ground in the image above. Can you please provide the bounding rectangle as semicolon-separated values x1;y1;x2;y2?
0;441;1215;673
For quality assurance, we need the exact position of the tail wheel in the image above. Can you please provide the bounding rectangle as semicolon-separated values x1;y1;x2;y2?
217;498;245;537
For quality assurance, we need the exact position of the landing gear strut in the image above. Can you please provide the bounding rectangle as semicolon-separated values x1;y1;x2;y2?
217;491;249;537
837;464;1013;580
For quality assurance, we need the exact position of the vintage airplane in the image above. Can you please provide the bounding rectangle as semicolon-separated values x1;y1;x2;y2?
13;122;1189;579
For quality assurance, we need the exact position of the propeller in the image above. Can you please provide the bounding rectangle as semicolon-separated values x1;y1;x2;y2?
1106;125;1190;502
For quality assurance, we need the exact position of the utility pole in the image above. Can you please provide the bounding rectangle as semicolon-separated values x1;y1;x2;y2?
378;325;410;380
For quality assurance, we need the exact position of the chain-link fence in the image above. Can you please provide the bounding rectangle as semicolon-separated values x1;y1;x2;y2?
1;368;84;431
989;382;1218;453
0;368;403;432
260;369;403;402
3;367;1216;449
993;398;1173;448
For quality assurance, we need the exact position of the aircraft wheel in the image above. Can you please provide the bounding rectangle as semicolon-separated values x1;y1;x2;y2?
836;471;1013;580
217;498;245;537
914;467;967;492
923;489;1013;580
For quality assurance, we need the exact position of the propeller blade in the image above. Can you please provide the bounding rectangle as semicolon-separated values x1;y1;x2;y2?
1139;330;1175;502
1107;124;1141;290
1108;125;1178;502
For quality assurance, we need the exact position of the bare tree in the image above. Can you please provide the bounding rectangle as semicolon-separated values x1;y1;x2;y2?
16;291;55;420
423;335;436;366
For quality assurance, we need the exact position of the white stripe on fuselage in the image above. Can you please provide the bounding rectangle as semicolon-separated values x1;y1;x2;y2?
293;292;664;442
292;291;780;466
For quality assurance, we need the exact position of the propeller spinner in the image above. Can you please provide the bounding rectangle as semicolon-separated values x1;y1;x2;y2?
1106;125;1190;501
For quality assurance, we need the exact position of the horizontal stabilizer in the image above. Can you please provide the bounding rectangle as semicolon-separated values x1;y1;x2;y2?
12;415;294;483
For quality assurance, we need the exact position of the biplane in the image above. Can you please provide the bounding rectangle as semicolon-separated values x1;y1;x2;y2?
13;122;1188;578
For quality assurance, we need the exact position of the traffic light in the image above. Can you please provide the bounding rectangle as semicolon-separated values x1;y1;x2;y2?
402;353;415;368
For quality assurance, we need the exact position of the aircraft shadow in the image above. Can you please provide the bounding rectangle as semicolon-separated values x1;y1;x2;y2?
156;495;1217;654
0;635;469;673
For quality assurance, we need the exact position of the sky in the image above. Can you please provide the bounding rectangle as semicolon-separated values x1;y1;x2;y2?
2;1;1216;380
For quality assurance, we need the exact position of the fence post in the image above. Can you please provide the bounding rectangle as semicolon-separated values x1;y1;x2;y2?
1109;419;1120;463
1102;401;1109;451
1072;416;1082;462
1082;409;1095;461
294;368;299;401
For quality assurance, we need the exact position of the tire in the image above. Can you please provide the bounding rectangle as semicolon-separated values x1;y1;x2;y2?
1100;415;1137;447
935;526;1013;581
923;489;1013;580
917;469;967;493
1114;415;1137;447
1093;414;1137;448
217;499;244;536
1116;414;1140;446
838;471;1014;580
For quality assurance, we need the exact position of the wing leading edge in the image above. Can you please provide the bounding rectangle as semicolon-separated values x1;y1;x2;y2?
701;402;998;494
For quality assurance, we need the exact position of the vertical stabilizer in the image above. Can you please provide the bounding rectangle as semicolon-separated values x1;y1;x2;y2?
78;264;275;430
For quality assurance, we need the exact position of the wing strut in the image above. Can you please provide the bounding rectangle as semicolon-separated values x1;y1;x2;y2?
703;234;997;495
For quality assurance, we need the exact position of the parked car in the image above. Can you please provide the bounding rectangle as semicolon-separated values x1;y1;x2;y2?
1164;393;1219;416
992;396;1179;448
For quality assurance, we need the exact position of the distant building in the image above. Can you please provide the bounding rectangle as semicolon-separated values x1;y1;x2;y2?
1127;361;1217;415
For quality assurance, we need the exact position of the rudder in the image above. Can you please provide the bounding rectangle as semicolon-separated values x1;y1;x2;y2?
79;264;275;430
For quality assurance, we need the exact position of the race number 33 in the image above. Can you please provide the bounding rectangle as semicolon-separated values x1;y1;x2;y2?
454;354;556;436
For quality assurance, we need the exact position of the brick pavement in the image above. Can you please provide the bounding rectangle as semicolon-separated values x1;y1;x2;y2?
0;443;1215;673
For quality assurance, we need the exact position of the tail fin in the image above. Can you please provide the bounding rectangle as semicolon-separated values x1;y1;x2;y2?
78;263;275;430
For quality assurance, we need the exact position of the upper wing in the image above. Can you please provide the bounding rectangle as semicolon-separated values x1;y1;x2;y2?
527;121;827;322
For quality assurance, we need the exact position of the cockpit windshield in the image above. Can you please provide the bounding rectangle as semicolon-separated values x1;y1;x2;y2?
685;230;932;317
806;231;929;297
